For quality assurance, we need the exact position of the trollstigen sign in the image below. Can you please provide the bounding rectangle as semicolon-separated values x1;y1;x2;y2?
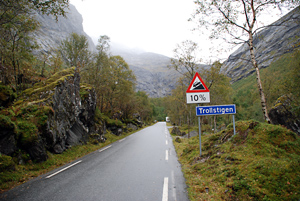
196;104;236;116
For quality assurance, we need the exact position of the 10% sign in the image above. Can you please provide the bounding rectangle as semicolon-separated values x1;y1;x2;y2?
186;72;210;104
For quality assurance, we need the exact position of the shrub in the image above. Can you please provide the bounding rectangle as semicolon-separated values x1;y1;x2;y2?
0;154;15;172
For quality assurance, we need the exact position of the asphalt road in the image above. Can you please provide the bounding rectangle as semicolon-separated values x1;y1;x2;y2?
1;122;189;201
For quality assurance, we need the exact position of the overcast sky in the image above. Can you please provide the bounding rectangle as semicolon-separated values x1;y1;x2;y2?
69;0;291;61
69;0;209;58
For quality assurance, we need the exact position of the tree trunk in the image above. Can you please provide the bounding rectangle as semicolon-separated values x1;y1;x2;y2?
248;32;271;123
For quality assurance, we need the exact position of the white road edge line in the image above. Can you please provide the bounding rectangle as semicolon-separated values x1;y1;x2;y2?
165;150;169;161
162;177;169;201
46;160;82;179
119;138;126;142
166;140;168;145
171;170;177;200
99;145;112;153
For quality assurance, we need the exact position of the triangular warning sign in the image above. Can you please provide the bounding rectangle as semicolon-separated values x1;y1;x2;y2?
186;72;209;93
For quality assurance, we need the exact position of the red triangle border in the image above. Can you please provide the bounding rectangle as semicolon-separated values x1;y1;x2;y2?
186;72;210;93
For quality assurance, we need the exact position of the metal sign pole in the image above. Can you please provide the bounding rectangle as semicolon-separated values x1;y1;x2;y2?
233;115;236;136
198;104;202;157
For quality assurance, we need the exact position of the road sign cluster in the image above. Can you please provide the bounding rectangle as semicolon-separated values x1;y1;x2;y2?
186;72;237;157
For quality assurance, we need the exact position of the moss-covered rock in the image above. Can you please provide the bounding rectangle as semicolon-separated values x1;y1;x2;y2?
0;115;17;156
0;67;98;163
0;84;16;108
269;94;300;135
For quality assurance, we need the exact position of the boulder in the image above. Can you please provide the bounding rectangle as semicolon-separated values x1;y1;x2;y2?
26;136;48;163
0;84;16;108
108;126;123;136
184;130;198;138
0;115;17;156
269;94;300;135
171;126;185;136
175;137;182;143
127;123;138;131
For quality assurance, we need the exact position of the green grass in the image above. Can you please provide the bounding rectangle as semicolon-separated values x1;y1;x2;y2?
0;129;143;193
172;120;300;201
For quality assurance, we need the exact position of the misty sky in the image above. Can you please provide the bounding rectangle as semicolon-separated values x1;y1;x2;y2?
69;0;205;58
69;0;290;61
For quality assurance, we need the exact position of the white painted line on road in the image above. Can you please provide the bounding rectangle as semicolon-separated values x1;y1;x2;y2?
166;140;168;145
165;150;169;161
46;160;82;179
119;138;126;142
99;145;112;153
171;170;177;200
162;177;169;201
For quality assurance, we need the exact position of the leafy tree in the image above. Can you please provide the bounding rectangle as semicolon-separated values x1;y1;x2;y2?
103;55;136;117
165;76;192;126
0;0;69;91
0;13;38;92
0;0;69;26
150;97;168;122
202;61;232;104
192;0;299;123
91;36;111;111
48;48;65;74
168;40;201;80
133;91;153;122
202;61;233;130
59;33;91;69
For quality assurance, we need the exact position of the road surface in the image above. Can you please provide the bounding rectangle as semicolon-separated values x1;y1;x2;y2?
0;122;189;201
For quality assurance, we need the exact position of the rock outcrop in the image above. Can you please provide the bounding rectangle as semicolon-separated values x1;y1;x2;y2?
0;115;16;156
269;94;300;135
40;68;97;153
0;85;16;108
0;68;102;162
221;7;300;82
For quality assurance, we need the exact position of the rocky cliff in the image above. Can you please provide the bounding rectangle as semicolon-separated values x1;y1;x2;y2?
221;7;300;82
0;68;102;162
32;4;96;53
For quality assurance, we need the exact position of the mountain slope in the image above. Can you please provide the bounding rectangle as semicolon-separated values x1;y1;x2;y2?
32;4;96;54
221;7;300;82
111;45;181;97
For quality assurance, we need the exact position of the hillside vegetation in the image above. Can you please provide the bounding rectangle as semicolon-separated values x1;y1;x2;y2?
232;49;300;122
173;120;300;200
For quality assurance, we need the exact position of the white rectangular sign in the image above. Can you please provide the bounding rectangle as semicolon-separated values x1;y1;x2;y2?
186;92;210;104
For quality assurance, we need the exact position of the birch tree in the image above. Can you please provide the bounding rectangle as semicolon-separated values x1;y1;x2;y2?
193;0;299;123
168;40;201;80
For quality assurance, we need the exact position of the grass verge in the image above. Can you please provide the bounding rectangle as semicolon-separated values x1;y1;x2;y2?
172;120;300;201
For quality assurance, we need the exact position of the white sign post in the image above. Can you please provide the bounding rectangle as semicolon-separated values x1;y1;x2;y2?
186;72;210;157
